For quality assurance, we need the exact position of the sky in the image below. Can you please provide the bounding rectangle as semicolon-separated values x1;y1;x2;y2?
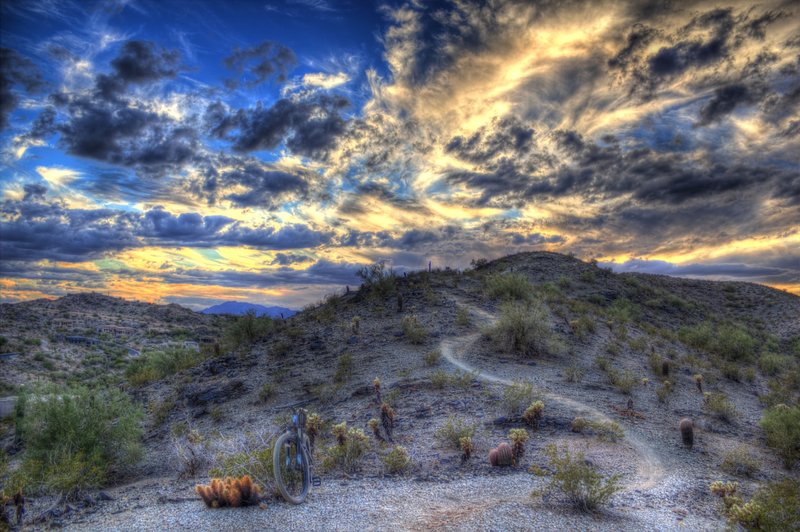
0;0;798;310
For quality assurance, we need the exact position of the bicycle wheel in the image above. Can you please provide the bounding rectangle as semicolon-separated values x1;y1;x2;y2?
273;431;311;504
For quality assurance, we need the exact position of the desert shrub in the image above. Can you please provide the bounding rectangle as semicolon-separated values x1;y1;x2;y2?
569;417;623;441
537;444;621;512
484;272;534;301
209;430;276;490
648;353;664;376
357;261;396;298
570;315;596;340
680;322;714;351
565;364;585;383
760;405;800;468
223;311;274;350
383;446;411;474
523;401;545;428
334;352;354;383
424;350;441;366
607;298;639;324
258;383;274;403
487;301;552;356
401;315;428;344
656;380;674;403
13;385;143;496
721;361;742;382
715;325;756;361
126;347;205;385
713;479;800;531
579;270;596;283
704;392;738;422
628;336;647;352
595;356;610;372
608;369;637;395
429;370;449;389
436;416;477;450
322;424;369;473
720;446;760;478
759;353;791;376
455;306;471;326
173;428;209;478
503;380;536;416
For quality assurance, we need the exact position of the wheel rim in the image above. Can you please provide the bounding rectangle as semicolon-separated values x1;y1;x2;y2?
276;439;307;500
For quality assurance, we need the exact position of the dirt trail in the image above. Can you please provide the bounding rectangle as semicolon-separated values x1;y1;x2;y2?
439;303;664;491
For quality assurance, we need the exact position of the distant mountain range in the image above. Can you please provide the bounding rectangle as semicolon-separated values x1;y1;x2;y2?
200;301;297;318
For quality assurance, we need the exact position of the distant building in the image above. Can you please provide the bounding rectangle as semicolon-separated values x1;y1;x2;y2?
96;325;136;337
65;336;99;346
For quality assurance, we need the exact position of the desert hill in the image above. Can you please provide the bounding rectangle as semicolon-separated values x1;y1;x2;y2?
2;252;798;530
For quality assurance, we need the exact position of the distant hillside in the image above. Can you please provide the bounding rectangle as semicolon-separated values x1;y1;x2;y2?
201;301;297;318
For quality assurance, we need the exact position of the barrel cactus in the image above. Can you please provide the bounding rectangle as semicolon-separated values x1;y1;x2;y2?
489;442;513;467
679;418;694;448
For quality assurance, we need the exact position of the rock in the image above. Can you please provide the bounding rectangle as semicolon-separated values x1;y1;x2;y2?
184;379;245;406
97;491;114;501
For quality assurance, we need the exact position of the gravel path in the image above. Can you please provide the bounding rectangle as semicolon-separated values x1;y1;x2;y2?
440;303;665;491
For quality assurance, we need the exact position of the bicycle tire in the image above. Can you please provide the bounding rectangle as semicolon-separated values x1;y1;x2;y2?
273;431;311;504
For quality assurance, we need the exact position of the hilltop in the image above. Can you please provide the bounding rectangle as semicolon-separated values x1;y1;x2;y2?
2;252;798;530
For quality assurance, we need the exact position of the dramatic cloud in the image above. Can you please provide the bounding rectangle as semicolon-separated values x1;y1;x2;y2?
1;0;798;306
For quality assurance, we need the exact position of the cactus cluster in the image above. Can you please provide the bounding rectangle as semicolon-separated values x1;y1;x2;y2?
306;412;321;450
380;403;396;441
368;418;384;442
489;442;513;467
508;428;529;465
460;436;474;461
195;476;262;508
523;401;545;428
693;374;704;393
351;316;361;335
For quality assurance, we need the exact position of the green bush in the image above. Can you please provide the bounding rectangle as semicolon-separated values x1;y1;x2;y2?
484;272;534;301
436;416;477;450
503;380;536;416
424;349;441;366
725;479;800;531
487;301;552;356
537;444;622;512
13;385;143;496
334;352;354;383
760;405;800;468
223;311;275;350
322;424;369;473
455;306;471;326
759;353;792;376
383;446;411;474
357;262;396;298
704;392;738;422
720;446;760;478
680;323;714;351
607;298;639;324
608;369;637;395
715;325;756;361
126;347;206;386
401;315;428;344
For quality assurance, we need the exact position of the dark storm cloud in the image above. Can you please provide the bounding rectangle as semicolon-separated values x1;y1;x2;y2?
22;184;48;201
215;94;349;159
223;41;296;89
696;83;757;126
509;233;566;245
0;47;45;130
110;40;181;84
270;253;312;265
445;116;535;164
0;200;332;262
221;165;309;209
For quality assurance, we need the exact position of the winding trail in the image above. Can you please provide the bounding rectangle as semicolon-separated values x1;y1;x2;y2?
439;303;664;491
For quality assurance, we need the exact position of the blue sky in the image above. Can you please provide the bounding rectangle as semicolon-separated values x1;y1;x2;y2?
1;0;798;308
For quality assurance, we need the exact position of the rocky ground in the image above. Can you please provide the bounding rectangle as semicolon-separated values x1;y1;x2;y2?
4;252;799;530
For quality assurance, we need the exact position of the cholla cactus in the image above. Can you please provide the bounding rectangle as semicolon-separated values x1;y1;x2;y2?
693;374;704;393
523;401;545;428
332;422;348;446
381;403;396;441
368;418;384;442
508;428;529;464
571;416;588;433
459;436;474;462
351;316;361;335
710;480;738;498
373;377;382;403
306;412;321;449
